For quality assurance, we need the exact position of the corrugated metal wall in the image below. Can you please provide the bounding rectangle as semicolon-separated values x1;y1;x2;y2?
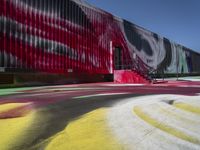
0;0;111;74
0;0;200;76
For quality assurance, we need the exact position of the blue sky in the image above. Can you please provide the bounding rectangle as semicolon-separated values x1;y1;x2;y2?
86;0;200;53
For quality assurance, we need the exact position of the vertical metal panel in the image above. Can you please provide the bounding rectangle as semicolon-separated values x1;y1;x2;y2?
21;2;25;69
75;4;81;71
8;0;11;68
72;1;75;71
0;1;5;67
97;12;100;73
101;13;103;72
3;0;6;68
38;0;41;70
68;1;71;70
31;0;33;70
37;0;41;70
43;0;46;71
55;0;58;71
12;0;15;69
60;0;63;71
46;0;50;71
56;2;59;71
33;0;37;70
76;2;79;72
58;0;61;71
15;0;19;68
81;5;85;72
0;7;3;66
61;1;65;71
66;1;69;71
23;0;26;69
98;11;100;73
60;1;63;71
64;2;67;71
100;13;104;72
91;8;93;73
44;0;47;70
41;0;45;70
91;9;95;73
0;50;3;67
85;8;90;71
50;0;53;71
37;0;40;70
83;6;87;71
53;0;56;71
76;3;79;72
51;0;54;71
5;0;9;68
0;1;3;67
88;8;91;72
91;9;93;73
86;7;89;72
73;2;76;71
83;6;86;72
21;0;24;69
79;4;82;72
48;0;50;71
4;0;6;68
30;0;33;69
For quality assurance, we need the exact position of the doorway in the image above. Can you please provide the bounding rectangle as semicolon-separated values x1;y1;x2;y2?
114;47;122;70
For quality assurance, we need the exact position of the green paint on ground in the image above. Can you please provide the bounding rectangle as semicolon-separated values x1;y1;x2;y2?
0;87;41;96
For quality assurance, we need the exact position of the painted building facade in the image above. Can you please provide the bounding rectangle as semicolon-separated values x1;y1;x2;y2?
0;0;200;83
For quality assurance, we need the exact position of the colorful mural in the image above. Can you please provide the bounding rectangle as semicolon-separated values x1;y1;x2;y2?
0;0;200;76
0;81;200;150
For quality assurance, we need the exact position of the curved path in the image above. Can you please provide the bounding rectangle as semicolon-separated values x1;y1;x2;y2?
0;81;200;150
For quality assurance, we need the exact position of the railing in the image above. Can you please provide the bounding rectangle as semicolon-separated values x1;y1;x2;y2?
114;57;156;82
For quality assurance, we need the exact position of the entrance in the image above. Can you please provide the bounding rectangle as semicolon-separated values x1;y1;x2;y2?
114;47;122;70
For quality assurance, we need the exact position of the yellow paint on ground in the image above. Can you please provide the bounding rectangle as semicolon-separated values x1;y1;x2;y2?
174;102;200;115
0;103;30;113
153;103;200;125
133;106;200;144
0;103;36;150
46;108;125;150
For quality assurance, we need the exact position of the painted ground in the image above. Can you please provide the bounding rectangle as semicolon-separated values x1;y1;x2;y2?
0;80;200;150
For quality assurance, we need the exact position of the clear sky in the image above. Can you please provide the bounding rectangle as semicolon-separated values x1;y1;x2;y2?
86;0;200;53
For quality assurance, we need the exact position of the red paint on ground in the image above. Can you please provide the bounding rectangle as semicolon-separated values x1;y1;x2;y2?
114;70;150;84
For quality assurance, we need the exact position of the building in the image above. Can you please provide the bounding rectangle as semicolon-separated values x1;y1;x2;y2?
0;0;200;85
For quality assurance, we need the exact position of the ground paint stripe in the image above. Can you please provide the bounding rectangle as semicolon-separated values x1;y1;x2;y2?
45;108;125;150
133;106;200;145
0;91;20;96
18;91;76;97
0;104;36;150
38;87;104;92
0;87;43;96
174;102;200;115
158;103;200;125
141;103;200;134
104;84;144;86
0;103;31;113
73;93;129;99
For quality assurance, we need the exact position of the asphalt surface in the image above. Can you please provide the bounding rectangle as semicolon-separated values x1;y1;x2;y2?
0;81;200;150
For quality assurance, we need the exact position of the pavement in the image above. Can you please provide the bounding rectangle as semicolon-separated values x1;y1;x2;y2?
0;80;200;150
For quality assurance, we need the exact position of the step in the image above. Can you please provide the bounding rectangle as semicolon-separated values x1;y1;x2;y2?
114;70;150;84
